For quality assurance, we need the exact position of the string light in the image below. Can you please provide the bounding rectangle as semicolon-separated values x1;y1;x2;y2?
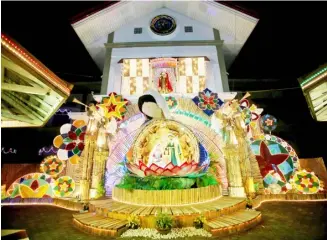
300;66;327;87
38;146;57;156
55;109;72;115
112;195;222;207
253;198;327;210
1;148;17;154
173;109;212;127
0;202;80;211
1;34;71;95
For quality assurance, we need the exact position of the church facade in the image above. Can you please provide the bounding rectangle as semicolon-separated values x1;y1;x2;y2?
72;1;258;99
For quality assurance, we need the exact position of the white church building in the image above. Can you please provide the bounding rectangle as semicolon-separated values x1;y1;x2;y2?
71;1;258;101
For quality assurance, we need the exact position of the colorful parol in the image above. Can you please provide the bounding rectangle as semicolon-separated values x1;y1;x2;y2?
53;120;86;164
291;170;320;194
165;96;178;110
6;173;54;198
53;176;75;197
250;134;299;193
260;114;278;133
239;99;260;127
97;92;129;120
192;88;223;116
40;155;65;177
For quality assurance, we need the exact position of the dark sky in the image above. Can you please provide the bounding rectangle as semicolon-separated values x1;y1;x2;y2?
1;1;327;164
2;1;326;83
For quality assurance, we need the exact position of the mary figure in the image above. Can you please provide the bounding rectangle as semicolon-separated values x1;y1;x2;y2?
166;135;183;166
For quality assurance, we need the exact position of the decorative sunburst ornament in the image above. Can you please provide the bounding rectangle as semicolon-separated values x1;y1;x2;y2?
165;96;178;110
53;176;75;197
40;155;65;177
291;170;321;194
192;88;223;116
53;120;86;164
97;92;129;120
261;114;278;133
6;173;55;198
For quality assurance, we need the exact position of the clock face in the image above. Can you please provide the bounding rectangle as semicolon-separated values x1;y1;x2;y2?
150;15;176;36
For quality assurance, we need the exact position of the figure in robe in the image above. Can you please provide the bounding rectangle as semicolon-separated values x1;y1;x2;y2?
166;135;183;166
158;72;173;94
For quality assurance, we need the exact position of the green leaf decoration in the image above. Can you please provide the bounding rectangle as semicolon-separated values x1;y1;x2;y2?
53;186;59;191
67;179;72;184
63;138;73;144
68;187;73;192
312;182;319;187
75;128;82;136
116;174;218;190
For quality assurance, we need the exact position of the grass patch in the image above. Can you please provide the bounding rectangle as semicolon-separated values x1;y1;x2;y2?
115;173;218;190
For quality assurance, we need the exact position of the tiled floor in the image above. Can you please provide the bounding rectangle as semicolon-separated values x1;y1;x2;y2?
1;201;327;240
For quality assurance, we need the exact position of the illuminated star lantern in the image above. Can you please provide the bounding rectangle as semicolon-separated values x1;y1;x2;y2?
192;88;223;116
255;141;289;183
97;92;129;120
250;134;299;192
260;114;278;133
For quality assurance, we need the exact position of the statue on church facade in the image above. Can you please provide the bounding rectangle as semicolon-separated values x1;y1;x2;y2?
158;71;173;94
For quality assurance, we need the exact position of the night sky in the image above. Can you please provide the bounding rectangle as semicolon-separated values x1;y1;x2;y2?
1;1;327;163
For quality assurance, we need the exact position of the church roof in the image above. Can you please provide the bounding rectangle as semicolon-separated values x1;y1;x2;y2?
298;63;327;122
1;34;73;128
71;0;259;69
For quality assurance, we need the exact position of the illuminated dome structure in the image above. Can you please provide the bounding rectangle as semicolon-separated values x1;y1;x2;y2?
126;119;208;177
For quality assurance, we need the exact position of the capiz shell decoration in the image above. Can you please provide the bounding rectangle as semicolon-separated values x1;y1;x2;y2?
53;120;86;164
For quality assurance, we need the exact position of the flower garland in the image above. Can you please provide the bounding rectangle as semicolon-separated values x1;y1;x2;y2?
121;227;212;239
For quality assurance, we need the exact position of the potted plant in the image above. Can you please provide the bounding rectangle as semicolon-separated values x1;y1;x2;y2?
155;213;173;234
193;215;207;229
126;214;140;229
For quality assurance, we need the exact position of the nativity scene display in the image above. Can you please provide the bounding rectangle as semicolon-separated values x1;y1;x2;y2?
125;119;206;177
3;88;326;239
